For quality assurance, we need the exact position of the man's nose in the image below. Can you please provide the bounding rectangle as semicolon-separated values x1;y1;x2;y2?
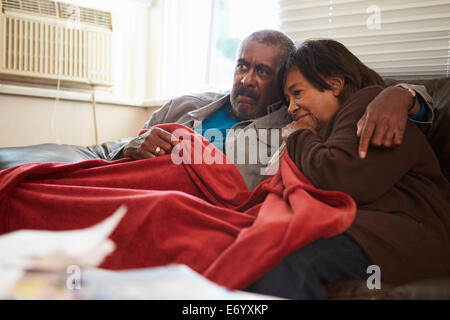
241;70;257;87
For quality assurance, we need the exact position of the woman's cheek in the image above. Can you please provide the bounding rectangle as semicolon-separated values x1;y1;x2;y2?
306;114;319;128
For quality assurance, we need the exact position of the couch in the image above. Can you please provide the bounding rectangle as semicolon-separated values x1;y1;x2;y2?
0;78;449;299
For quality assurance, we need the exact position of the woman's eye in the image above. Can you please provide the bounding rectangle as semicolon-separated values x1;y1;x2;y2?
293;90;302;97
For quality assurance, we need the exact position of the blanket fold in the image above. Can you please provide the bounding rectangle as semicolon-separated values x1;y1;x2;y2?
0;124;356;290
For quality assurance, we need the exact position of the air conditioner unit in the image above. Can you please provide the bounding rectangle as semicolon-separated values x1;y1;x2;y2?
0;0;113;87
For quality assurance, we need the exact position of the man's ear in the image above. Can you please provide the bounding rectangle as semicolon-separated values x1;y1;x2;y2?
326;76;344;97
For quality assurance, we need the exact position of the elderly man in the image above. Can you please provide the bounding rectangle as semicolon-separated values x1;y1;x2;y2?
110;29;432;191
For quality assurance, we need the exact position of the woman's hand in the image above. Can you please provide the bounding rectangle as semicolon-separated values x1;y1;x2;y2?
282;118;318;142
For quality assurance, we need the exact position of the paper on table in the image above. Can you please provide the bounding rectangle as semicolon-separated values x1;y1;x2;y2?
0;204;127;271
0;268;24;300
76;264;283;300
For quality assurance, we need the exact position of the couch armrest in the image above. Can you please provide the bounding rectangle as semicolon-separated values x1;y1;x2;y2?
0;143;99;170
0;138;132;171
86;138;132;160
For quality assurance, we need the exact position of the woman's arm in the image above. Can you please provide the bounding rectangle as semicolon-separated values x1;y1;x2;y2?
286;86;422;205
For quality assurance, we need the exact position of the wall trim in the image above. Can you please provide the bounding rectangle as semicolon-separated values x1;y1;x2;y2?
0;84;165;108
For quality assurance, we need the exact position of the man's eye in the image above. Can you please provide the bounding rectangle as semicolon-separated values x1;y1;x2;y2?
258;69;268;76
236;64;247;72
257;68;271;78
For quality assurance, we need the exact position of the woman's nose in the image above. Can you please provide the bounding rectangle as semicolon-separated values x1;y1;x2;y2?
288;99;299;115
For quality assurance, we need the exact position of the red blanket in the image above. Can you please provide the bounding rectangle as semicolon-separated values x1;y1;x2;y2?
0;124;356;290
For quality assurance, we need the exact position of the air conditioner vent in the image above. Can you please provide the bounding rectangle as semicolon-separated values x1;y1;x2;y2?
2;0;57;18
1;0;112;30
0;0;113;87
58;2;111;29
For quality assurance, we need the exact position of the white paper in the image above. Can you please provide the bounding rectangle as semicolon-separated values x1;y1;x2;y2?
76;264;282;300
0;268;24;299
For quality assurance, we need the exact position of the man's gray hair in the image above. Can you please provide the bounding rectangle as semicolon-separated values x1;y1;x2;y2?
237;29;295;71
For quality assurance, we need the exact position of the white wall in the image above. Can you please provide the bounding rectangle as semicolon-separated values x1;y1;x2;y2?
0;0;162;148
0;93;154;148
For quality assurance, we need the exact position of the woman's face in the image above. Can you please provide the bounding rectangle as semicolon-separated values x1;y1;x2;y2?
284;67;341;131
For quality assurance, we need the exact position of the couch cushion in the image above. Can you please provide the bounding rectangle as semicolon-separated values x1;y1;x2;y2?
326;277;450;300
325;280;395;300
386;277;450;300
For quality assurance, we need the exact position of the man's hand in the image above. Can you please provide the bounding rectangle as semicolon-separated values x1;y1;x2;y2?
123;127;179;160
357;86;414;159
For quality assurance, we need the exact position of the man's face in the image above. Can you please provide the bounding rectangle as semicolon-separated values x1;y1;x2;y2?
230;40;282;120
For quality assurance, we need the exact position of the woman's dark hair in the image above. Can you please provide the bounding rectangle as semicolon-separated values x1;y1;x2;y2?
279;39;385;105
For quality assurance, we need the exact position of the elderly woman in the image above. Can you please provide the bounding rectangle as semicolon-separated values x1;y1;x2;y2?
246;39;450;299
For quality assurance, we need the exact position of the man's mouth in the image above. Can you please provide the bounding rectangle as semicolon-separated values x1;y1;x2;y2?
238;95;257;104
235;86;259;103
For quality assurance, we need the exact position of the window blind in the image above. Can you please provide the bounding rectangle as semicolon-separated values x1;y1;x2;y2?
278;0;450;79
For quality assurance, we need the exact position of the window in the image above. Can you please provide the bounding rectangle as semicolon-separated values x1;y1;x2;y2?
207;0;280;91
151;0;280;100
278;0;450;79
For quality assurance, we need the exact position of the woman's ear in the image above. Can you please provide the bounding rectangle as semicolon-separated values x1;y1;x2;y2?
326;76;344;97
